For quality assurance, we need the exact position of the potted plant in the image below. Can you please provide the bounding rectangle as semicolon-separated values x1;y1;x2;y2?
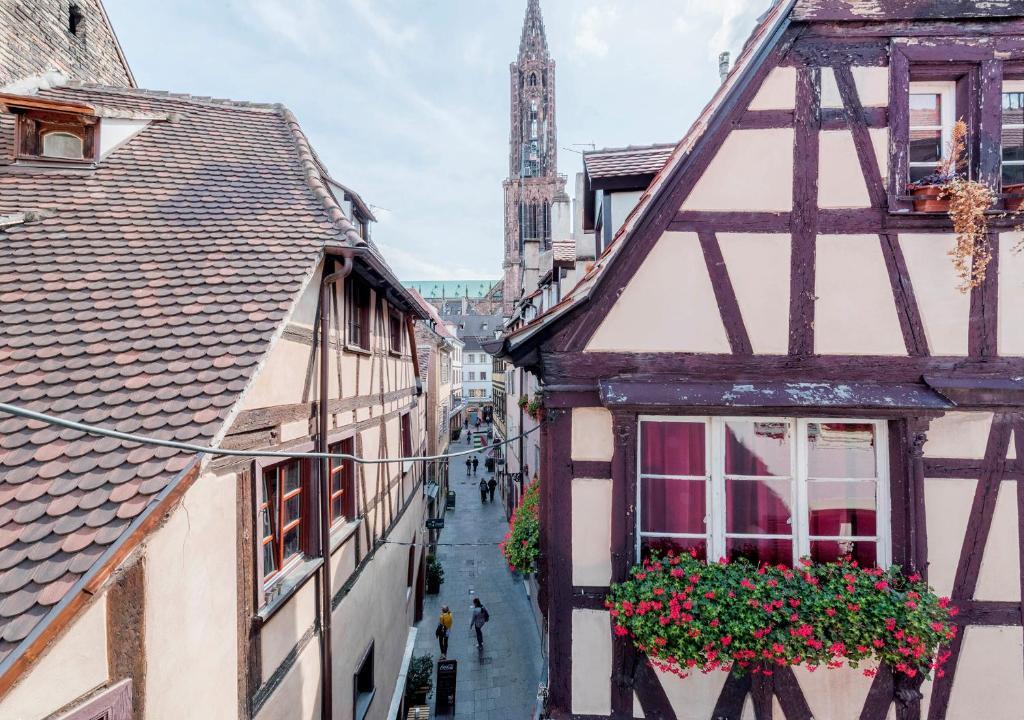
527;395;544;421
501;481;540;574
606;551;958;682
518;394;529;411
404;654;434;706
906;120;995;291
1005;182;1024;212
425;555;444;595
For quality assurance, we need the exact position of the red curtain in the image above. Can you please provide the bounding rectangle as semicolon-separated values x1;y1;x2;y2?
724;425;792;564
640;422;705;537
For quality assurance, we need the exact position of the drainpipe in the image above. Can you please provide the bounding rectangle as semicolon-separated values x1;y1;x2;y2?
318;249;354;720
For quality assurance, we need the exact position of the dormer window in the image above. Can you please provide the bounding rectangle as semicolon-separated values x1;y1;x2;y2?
1;94;97;164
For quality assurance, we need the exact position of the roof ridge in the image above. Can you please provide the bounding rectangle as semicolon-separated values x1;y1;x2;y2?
584;142;677;156
62;81;282;112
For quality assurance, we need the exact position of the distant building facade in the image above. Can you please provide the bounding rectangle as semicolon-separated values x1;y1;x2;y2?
404;279;503;316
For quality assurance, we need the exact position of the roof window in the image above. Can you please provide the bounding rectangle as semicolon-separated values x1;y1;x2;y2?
0;93;98;164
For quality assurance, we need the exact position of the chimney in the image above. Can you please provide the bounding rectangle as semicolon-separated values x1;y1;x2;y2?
718;51;731;84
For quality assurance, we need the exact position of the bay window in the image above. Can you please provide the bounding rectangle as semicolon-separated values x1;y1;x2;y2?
1002;81;1024;186
637;417;890;568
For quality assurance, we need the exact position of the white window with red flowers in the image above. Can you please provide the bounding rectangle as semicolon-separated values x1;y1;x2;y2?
637;417;891;568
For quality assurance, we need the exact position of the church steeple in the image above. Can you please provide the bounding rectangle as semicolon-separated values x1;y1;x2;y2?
518;0;549;60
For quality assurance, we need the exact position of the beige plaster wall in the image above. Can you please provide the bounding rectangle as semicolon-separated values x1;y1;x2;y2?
793;663;881;720
898;234;970;356
254;639;323;720
681;130;794;212
571;609;612;716
718;233;791;354
571;478;613;586
814;234;906;355
291;267;322;330
998;232;1024;356
587;232;730;353
748;66;796;110
571;407;613;461
240;337;315;411
818;131;871;208
0;595;108;719
261;578;318;684
925;412;993;459
820;66;889;109
975;481;1021;602
145;470;238;719
654;665;727;720
946;626;1024;720
924;478;976;598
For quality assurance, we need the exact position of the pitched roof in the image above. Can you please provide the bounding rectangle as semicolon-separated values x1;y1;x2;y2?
583;143;675;181
552;239;575;266
0;81;375;669
408;289;459;343
495;0;797;357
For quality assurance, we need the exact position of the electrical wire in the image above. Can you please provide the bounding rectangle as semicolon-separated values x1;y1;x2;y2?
0;401;538;466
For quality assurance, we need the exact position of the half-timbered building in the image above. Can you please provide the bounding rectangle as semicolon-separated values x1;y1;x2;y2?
491;1;1024;718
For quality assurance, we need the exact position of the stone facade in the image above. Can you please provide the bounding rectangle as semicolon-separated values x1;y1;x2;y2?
0;0;134;88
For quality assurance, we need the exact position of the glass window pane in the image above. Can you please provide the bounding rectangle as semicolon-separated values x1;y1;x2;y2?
909;129;942;164
285;494;302;524
332;497;343;522
261;506;272;539
724;420;790;476
41;131;83;159
283;463;302;493
1004;91;1024;124
1002;126;1024;163
910;93;941;126
640;477;706;534
283;526;300;561
1003;164;1024;186
640;421;705;476
263;542;277;575
726;478;793;534
807;423;877;478
726;537;793;566
810;539;877;567
808;480;877;537
641;536;706;561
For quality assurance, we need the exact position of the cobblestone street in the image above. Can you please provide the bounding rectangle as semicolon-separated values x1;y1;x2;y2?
413;434;544;719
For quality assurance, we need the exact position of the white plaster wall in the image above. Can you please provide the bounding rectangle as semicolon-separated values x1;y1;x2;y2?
748;66;796;110
871;128;889;187
609;190;644;237
925;412;993;459
0;596;108;720
260;578;318;683
924;478;976;598
99;117;150;158
814;235;906;355
681;130;794;212
898;234;970;355
571;610;612;716
587;232;730;353
793;663;879;720
239;338;314;411
254;640;322;720
998;232;1024;356
571;478;612;586
946;627;1024;720
291;268;323;330
821;67;843;109
975;481;1021;602
146;471;238;719
571;407;613;461
718;233;791;354
818;131;871;208
654;666;727;720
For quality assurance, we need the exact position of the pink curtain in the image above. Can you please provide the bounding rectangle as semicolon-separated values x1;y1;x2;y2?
640;422;705;537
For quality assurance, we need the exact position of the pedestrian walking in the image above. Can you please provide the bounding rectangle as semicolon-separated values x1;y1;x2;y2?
471;456;479;474
487;476;497;503
479;477;488;503
469;597;489;648
465;456;472;475
435;605;452;658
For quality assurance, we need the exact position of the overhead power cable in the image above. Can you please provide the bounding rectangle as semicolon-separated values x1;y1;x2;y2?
0;402;539;466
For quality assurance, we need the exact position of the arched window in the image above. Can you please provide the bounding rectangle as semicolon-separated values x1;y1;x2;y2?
41;131;84;159
529;73;537;87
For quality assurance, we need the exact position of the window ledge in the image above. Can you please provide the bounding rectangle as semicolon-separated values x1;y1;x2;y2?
354;689;376;720
256;556;323;625
330;517;362;553
346;344;373;357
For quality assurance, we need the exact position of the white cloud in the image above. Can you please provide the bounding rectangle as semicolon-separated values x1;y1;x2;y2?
376;242;492;281
677;0;772;56
348;0;419;49
574;5;618;59
237;0;333;54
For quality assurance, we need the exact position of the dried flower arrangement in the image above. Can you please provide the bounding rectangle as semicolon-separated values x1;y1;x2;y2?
908;120;994;292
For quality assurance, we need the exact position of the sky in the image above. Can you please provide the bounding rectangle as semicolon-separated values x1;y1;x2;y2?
104;0;773;281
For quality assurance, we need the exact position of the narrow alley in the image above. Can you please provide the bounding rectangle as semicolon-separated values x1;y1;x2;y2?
413;434;544;719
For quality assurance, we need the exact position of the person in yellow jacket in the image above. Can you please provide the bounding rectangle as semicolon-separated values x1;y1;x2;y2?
435;605;452;658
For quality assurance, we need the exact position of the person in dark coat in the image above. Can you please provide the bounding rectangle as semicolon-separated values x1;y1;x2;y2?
465;456;472;475
487;476;497;502
471;456;479;474
479;477;488;503
469;597;489;648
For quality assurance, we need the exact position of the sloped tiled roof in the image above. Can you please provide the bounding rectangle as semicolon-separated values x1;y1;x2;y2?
0;82;358;665
408;289;459;343
583;143;675;180
552;239;575;265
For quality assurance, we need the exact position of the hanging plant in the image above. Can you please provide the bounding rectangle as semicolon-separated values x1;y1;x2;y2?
527;395;544;420
907;120;994;292
518;394;529;410
606;552;957;681
501;481;540;574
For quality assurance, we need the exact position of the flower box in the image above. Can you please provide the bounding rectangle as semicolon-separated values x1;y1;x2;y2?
908;184;950;213
1004;183;1024;212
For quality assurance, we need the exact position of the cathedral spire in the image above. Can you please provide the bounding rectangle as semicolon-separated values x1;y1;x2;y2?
518;0;548;59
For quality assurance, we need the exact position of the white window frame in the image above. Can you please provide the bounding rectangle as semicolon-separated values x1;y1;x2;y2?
908;81;956;180
1002;80;1024;187
635;416;891;568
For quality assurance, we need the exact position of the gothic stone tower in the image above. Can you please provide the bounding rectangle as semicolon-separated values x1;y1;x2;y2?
502;0;565;315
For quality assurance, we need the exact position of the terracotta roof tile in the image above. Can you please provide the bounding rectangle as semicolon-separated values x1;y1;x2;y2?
583;143;675;180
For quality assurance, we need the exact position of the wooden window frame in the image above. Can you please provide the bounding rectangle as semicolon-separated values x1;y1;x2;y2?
1001;79;1024;188
345;276;372;351
328;436;356;527
907;80;957;183
257;457;313;587
635;416;891;568
388;308;403;356
400;412;414;475
13;110;97;163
